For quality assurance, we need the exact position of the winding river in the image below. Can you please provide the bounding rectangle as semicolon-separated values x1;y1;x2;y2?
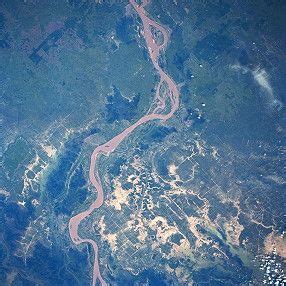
69;0;180;285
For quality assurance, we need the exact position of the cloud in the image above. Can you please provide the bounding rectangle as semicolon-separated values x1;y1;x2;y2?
230;64;273;96
230;63;248;74
230;63;283;113
252;68;273;96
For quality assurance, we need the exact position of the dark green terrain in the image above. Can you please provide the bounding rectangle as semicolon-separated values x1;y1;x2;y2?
0;0;285;285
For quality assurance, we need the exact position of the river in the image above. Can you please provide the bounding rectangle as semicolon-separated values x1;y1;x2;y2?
69;1;180;285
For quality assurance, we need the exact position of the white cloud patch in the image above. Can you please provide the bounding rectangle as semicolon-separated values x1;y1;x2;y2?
252;68;273;96
230;63;283;113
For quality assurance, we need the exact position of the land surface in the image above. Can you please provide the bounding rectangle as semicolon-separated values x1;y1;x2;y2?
0;0;285;285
